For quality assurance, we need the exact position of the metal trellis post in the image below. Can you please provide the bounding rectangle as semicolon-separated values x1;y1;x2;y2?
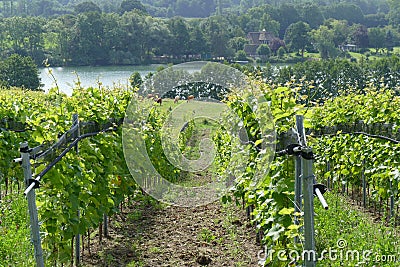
72;114;81;267
301;146;316;267
362;159;366;208
294;154;302;244
296;115;316;267
21;142;45;267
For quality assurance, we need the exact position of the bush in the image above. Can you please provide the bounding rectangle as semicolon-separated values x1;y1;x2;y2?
0;54;41;90
235;50;248;61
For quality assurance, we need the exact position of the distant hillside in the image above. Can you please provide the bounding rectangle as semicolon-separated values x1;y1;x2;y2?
0;0;398;67
0;0;389;18
141;0;389;18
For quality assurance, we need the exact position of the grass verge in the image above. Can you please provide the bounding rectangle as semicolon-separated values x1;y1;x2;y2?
314;192;400;266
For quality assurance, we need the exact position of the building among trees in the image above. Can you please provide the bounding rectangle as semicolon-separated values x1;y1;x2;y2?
339;44;359;52
244;29;275;57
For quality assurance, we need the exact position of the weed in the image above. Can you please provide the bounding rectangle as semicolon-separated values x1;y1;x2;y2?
149;246;162;254
198;228;216;243
127;260;144;267
127;210;143;221
315;193;400;266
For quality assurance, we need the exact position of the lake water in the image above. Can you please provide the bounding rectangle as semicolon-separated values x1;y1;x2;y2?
39;65;163;95
39;62;211;95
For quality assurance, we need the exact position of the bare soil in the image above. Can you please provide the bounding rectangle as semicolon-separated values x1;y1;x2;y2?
81;197;262;267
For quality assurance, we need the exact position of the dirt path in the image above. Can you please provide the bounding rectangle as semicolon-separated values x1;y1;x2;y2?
82;197;262;267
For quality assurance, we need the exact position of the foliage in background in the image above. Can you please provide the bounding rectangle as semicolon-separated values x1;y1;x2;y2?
2;56;400;266
311;89;400;211
234;56;400;101
0;87;139;264
0;0;398;66
0;194;35;266
315;193;400;267
213;79;309;266
0;54;41;90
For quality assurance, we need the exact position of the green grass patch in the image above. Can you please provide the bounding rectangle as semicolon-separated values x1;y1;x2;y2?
315;192;400;266
0;193;35;266
155;99;227;187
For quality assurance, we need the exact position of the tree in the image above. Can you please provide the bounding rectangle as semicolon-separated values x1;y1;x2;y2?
256;44;271;59
31;0;63;17
311;25;338;59
2;16;46;64
129;71;142;89
284;21;311;58
259;13;280;36
277;46;285;58
202;16;233;58
269;38;285;55
173;0;214;17
144;16;171;59
102;13;129;64
0;54;41;90
299;3;324;29
368;27;385;53
120;0;147;14
387;0;400;29
188;24;208;55
120;11;147;62
385;29;395;51
228;36;248;52
275;4;300;37
167;17;190;57
350;24;369;48
325;3;365;25
324;19;350;46
120;0;147;15
364;13;388;28
69;12;106;65
74;1;101;14
235;50;248;61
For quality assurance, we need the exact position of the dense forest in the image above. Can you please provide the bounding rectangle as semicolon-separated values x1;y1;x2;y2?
0;0;399;66
0;0;393;18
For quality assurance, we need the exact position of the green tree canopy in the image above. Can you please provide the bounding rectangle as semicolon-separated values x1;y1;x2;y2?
235;50;248;61
256;44;271;58
284;21;311;58
387;0;400;30
277;46;285;58
299;3;324;29
129;71;143;89
202;16;233;58
324;3;365;25
349;24;369;48
74;1;101;14
368;27;386;53
259;13;280;36
228;36;248;52
120;0;147;15
0;54;41;90
167;17;190;57
311;25;338;59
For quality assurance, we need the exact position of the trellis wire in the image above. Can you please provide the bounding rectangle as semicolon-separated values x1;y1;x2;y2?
13;114;122;267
